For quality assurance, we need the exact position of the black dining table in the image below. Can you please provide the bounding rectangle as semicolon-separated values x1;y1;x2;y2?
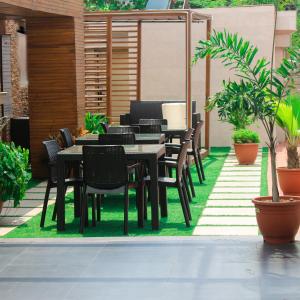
76;133;165;145
56;144;166;232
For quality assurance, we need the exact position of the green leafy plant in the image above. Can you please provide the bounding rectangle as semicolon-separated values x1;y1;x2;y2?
0;142;31;207
207;80;256;130
85;112;108;134
232;129;260;144
276;93;300;168
194;18;299;202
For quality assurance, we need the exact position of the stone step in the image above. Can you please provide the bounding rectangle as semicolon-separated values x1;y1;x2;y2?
223;162;261;167
198;216;257;226
0;207;43;217
27;187;57;193
24;193;56;200
215;181;260;187
209;193;259;200
0;227;16;236
193;226;259;236
206;200;254;207
202;207;256;216
212;187;260;193
222;167;261;171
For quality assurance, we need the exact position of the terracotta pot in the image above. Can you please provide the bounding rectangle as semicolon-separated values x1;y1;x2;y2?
234;143;259;165
0;201;3;215
252;196;300;244
277;167;300;196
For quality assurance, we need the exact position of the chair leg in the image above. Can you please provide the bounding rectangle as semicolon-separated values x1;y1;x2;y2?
197;148;206;181
182;181;192;221
124;186;129;235
92;195;96;227
137;183;144;228
52;203;57;221
182;169;192;203
96;195;101;222
80;191;87;234
40;182;51;228
193;151;203;184
143;185;148;221
177;185;190;227
186;165;196;197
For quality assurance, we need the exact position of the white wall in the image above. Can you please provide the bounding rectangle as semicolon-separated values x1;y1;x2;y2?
141;6;296;146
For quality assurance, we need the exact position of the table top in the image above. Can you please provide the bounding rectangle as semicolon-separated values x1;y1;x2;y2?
58;144;166;161
76;133;165;145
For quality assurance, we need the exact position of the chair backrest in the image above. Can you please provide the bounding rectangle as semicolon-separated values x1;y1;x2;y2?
139;124;162;134
183;128;194;141
192;121;204;151
146;0;171;9
139;119;167;125
108;126;140;134
100;122;109;134
83;146;128;189
42;140;61;181
98;133;136;145
60;128;74;148
176;142;189;182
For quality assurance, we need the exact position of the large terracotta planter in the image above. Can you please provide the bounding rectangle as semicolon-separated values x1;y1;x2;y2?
277;167;300;196
0;201;3;215
252;196;300;244
234;143;259;165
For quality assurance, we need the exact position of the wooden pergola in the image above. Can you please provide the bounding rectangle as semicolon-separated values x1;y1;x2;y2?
84;9;212;148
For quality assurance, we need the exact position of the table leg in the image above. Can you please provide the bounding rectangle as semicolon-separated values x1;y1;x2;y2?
57;157;66;231
149;157;159;230
159;160;167;218
73;162;81;218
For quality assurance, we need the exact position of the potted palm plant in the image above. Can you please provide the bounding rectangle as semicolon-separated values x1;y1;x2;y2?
194;27;300;244
276;93;300;195
207;81;260;165
0;142;31;214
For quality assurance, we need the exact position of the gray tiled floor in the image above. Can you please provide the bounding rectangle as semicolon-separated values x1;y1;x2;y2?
0;237;299;300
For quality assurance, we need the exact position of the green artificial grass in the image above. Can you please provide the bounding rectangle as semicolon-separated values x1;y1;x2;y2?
4;147;229;238
260;147;269;197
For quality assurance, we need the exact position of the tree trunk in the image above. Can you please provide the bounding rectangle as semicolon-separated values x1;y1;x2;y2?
287;145;300;169
270;142;280;202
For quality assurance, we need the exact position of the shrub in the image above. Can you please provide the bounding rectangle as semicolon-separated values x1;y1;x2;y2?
0;142;31;207
85;112;108;134
232;129;260;144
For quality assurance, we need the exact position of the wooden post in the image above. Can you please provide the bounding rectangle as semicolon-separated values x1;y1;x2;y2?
137;20;142;101
185;11;192;128
205;19;211;150
107;17;113;123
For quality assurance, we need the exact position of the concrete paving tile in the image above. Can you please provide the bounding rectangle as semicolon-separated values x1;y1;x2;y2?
198;216;257;226
212;187;260;193
202;207;256;216
3;200;45;208
217;176;260;182
219;171;261;176
24;193;55;200
206;200;254;207
0;216;31;226
193;226;259;236
0;207;40;217
215;181;260;187
209;193;259;200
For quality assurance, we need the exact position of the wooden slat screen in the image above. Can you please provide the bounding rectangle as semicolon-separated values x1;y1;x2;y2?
84;17;140;123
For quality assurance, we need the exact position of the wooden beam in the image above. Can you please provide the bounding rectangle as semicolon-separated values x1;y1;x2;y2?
185;11;192;128
137;20;142;101
205;19;212;150
107;17;112;123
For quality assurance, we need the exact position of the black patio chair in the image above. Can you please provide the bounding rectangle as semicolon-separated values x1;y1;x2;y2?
139;124;162;134
100;122;109;133
164;128;196;199
80;145;144;235
40;140;82;228
107;126;140;134
98;133;136;145
59;128;74;148
144;142;191;227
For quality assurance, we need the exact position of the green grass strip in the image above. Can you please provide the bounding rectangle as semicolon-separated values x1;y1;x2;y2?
4;147;229;238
